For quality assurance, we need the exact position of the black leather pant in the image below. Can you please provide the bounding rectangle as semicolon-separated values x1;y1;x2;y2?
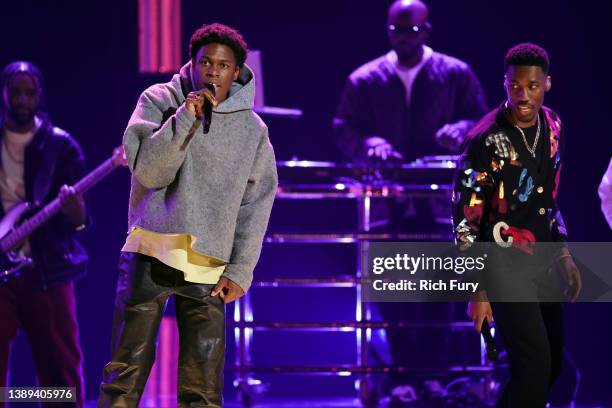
98;252;225;408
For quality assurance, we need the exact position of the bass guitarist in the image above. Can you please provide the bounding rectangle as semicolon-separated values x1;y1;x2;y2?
0;61;88;408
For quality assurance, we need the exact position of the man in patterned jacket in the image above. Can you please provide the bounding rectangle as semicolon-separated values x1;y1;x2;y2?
453;43;581;407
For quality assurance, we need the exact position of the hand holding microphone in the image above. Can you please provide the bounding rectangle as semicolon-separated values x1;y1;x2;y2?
481;318;499;361
467;297;497;360
185;84;218;127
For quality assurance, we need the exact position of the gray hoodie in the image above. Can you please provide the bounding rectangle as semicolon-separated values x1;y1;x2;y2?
123;62;277;292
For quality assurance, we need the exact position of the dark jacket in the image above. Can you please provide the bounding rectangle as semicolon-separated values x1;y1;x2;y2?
334;51;488;162
452;104;567;251
0;116;89;288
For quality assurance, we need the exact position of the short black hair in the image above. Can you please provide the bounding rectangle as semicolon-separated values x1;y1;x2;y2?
189;23;248;68
504;43;550;74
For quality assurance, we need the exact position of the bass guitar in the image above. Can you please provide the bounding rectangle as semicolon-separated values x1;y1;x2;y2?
0;146;127;281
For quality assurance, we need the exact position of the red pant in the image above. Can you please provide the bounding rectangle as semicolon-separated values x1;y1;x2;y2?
0;269;84;408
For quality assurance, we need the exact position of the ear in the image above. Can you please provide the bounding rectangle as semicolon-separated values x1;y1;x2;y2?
233;66;240;81
545;75;551;92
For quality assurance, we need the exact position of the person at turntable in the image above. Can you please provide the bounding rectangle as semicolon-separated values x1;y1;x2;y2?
333;1;488;400
0;61;89;407
334;0;488;162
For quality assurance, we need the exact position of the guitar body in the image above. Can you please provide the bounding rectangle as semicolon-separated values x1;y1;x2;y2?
0;202;34;279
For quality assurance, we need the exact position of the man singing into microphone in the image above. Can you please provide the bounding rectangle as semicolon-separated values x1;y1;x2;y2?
98;23;277;407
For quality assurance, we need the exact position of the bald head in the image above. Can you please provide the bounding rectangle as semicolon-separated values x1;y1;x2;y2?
387;0;430;67
388;0;429;24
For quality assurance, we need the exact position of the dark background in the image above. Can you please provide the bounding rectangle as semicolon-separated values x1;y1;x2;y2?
1;0;611;404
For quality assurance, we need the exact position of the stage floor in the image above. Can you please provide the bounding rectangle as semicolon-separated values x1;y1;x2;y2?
82;398;610;408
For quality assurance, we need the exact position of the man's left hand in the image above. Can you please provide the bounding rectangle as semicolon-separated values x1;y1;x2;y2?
59;185;87;227
435;123;466;151
559;256;581;302
211;276;245;303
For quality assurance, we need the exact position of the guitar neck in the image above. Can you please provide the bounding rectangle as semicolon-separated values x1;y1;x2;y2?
0;156;117;252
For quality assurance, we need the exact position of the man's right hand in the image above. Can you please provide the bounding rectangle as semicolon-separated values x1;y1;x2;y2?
467;297;493;333
185;88;218;119
364;136;403;161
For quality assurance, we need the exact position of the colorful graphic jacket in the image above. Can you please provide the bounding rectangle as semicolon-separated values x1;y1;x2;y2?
452;103;567;259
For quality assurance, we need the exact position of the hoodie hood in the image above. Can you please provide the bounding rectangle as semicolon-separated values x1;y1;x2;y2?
178;61;255;114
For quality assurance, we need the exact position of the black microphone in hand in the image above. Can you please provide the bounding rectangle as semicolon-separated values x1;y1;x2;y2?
481;318;499;361
203;83;215;134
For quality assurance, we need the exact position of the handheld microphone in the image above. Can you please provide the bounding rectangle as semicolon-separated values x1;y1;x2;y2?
203;83;215;134
481;318;499;361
